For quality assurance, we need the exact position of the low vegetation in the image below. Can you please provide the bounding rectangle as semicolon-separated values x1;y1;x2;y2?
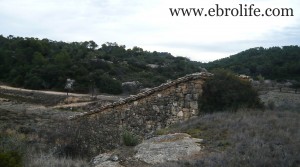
199;69;262;112
25;150;88;167
0;132;26;167
0;151;23;167
0;112;89;167
122;130;140;146
155;109;300;167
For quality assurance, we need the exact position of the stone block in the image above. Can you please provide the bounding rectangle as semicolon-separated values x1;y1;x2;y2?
184;101;190;108
178;100;184;107
175;87;181;93
182;108;189;113
185;94;192;101
182;87;188;94
173;102;178;107
191;109;198;115
152;105;160;112
176;92;184;98
194;83;202;89
177;111;183;117
190;101;198;110
192;93;199;100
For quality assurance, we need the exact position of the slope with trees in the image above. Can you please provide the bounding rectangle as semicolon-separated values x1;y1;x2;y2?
1;35;299;94
0;35;203;94
203;46;300;81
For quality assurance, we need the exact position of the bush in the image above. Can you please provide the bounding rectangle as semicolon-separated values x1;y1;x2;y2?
0;133;25;167
0;151;23;167
122;130;139;146
199;69;262;112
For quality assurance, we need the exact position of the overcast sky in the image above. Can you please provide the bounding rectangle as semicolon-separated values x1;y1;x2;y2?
0;0;299;62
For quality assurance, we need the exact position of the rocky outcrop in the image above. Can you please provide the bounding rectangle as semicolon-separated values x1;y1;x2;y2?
91;133;203;167
134;133;203;165
91;153;124;167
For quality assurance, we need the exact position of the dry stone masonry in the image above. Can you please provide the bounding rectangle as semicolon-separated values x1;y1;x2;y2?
70;72;211;152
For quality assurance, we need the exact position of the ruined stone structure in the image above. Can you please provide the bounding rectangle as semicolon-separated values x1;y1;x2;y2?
71;72;211;137
70;72;212;131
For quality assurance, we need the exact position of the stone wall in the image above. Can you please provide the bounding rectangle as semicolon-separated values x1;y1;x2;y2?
71;72;212;139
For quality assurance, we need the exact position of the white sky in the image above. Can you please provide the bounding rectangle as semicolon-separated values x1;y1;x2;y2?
0;0;299;62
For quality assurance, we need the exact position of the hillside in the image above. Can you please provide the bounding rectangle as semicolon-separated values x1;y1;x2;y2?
0;35;203;94
204;46;300;81
1;35;299;95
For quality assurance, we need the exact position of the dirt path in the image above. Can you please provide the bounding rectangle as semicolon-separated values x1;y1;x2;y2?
0;84;126;109
0;85;89;97
52;101;95;109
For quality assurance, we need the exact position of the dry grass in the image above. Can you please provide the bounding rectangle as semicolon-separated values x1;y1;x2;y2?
155;109;300;167
24;150;89;167
260;90;300;111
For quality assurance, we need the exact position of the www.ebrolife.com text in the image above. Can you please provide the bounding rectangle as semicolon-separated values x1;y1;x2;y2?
169;4;294;17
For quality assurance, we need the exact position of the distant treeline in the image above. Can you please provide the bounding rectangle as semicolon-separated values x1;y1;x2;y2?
0;35;299;94
204;46;300;81
0;35;202;94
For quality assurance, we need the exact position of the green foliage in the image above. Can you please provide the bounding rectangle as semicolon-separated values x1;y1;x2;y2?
257;74;265;83
199;69;262;112
0;151;23;167
0;35;203;94
122;130;139;146
155;128;171;136
2;35;298;94
0;133;25;167
204;46;300;81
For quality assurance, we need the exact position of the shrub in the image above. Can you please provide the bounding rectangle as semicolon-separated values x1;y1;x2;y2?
122;130;139;146
0;151;23;167
0;133;25;167
199;69;262;112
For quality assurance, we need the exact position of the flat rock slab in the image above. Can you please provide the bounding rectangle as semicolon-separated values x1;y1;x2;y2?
91;153;124;167
134;133;203;165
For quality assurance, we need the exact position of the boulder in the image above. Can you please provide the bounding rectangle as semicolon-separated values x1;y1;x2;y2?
134;133;203;165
